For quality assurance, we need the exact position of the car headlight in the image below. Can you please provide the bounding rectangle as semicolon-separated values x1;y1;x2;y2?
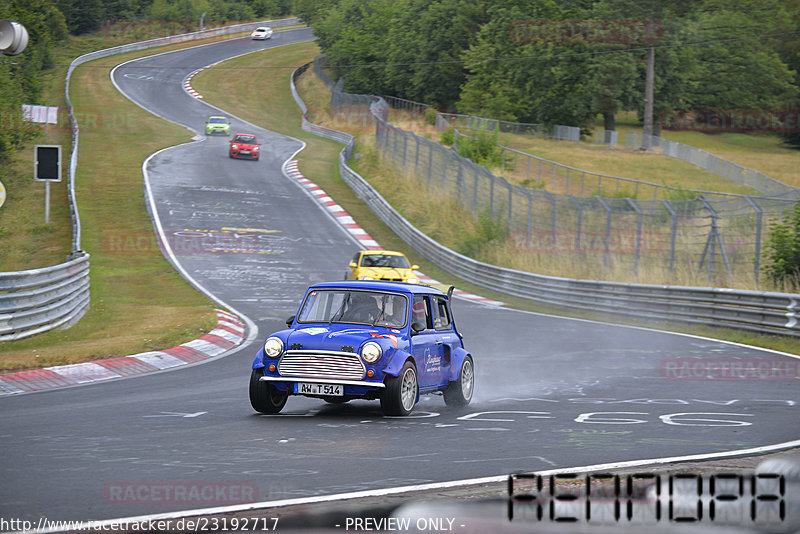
232;144;238;149
359;276;374;280
407;278;419;284
361;341;382;363
264;337;284;358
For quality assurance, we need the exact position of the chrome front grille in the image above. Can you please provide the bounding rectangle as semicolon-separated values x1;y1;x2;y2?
278;351;365;380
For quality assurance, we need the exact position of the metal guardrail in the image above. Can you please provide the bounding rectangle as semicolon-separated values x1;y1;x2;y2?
291;62;800;338
0;254;90;341
2;18;300;342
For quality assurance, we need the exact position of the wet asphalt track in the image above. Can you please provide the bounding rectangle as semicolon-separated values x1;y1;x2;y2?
0;28;798;523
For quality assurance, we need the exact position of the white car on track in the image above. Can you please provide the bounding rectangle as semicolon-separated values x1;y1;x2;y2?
251;27;273;40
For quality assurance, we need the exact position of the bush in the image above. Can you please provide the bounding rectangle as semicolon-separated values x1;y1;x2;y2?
763;202;800;286
457;206;508;258
454;126;501;167
440;127;454;146
424;107;437;126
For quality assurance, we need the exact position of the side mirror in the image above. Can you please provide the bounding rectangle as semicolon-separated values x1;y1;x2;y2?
286;315;295;327
410;321;425;335
411;265;419;270
349;262;357;268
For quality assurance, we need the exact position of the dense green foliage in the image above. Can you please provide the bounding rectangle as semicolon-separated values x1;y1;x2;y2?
0;0;67;162
303;0;799;139
764;202;800;287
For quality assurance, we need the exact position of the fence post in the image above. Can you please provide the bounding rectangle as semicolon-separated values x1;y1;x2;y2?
489;173;495;218
626;198;643;276
473;165;479;211
543;190;556;251
744;196;763;284
507;181;513;227
415;135;420;170
566;195;583;253
427;141;433;188
442;150;449;189
660;199;678;277
402;133;408;168
456;159;464;204
698;197;733;280
596;196;612;269
525;189;533;248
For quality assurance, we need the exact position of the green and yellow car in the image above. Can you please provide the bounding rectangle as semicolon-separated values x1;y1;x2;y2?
205;116;231;136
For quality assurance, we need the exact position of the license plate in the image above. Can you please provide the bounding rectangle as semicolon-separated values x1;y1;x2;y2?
296;382;343;396
240;150;250;154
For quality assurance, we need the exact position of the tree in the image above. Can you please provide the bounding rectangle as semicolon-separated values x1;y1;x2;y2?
383;0;488;109
685;0;797;110
313;0;397;94
458;1;597;126
0;0;68;161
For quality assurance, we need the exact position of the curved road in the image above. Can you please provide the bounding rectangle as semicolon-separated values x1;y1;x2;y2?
0;29;798;523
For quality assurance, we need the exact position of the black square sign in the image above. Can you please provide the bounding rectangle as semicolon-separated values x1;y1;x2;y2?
34;144;61;182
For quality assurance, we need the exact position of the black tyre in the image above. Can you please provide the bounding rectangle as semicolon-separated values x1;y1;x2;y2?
381;361;418;416
443;356;474;407
249;368;287;414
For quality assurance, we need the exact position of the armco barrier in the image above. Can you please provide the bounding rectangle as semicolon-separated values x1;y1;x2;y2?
291;62;800;338
0;253;90;341
2;18;299;342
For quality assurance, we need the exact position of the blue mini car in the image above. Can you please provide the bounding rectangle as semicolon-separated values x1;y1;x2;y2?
249;280;474;416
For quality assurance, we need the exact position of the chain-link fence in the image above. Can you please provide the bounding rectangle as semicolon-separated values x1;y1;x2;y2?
375;119;795;283
311;56;796;284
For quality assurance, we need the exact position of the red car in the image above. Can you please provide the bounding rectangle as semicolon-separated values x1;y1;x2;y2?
229;133;261;160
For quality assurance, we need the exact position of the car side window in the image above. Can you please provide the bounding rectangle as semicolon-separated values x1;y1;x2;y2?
351;252;360;264
433;297;451;330
412;296;432;330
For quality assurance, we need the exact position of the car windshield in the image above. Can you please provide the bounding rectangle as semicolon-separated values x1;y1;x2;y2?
209;118;227;124
360;254;410;269
298;290;408;327
234;135;255;143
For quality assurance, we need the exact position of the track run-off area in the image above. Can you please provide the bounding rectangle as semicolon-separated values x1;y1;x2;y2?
1;28;798;524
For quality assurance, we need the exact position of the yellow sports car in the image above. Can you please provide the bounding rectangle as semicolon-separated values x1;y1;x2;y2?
348;250;420;284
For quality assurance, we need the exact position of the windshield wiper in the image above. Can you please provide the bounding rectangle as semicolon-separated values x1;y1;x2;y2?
330;292;350;324
371;294;388;327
